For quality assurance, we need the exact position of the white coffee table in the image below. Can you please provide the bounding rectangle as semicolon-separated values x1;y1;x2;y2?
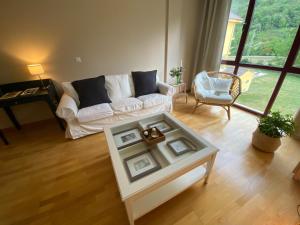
104;112;218;225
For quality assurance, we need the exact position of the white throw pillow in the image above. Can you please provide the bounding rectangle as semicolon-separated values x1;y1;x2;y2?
105;74;133;102
62;82;80;106
209;77;232;93
194;71;212;90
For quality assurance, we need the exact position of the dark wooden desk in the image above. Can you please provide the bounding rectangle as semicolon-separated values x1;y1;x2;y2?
0;79;65;133
0;129;8;145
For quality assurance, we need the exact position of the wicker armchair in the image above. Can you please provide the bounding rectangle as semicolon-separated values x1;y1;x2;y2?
192;71;241;120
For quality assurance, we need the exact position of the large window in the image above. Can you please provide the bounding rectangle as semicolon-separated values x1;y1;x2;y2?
271;73;300;115
222;0;249;61
235;68;280;112
221;0;300;115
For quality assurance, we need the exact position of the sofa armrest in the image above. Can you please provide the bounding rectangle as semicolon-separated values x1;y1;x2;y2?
56;94;78;121
157;81;176;96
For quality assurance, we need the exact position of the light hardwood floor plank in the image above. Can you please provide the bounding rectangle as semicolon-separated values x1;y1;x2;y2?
1;96;299;225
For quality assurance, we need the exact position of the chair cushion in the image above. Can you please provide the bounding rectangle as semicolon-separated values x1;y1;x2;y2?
77;103;113;123
72;76;111;109
194;71;212;90
132;70;158;97
110;98;143;114
138;93;171;109
105;74;133;102
209;77;232;92
195;90;233;104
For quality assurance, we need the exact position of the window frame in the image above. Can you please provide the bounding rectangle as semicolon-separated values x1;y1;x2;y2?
221;0;300;116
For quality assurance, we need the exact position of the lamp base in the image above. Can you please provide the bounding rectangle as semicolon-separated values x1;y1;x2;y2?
38;75;47;90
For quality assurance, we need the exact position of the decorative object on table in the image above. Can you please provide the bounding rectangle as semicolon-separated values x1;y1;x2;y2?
169;67;183;85
123;150;161;182
113;128;143;150
147;120;172;133
293;162;300;181
0;91;22;100
294;108;300;140
193;71;241;120
143;130;149;137
141;127;165;145
151;127;159;138
167;137;196;156
252;111;295;153
20;87;39;96
27;64;47;89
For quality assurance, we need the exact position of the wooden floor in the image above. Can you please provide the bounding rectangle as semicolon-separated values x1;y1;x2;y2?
1;96;300;225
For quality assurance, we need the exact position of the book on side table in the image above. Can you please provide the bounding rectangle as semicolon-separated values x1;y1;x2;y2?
0;91;22;99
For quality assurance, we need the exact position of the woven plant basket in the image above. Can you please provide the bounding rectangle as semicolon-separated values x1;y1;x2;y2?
252;128;281;153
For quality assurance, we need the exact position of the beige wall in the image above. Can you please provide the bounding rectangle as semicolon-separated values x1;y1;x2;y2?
0;0;200;129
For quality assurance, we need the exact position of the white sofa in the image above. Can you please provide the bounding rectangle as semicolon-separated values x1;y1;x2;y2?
56;74;175;139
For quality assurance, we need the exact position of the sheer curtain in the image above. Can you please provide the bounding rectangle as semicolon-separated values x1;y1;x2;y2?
192;0;231;76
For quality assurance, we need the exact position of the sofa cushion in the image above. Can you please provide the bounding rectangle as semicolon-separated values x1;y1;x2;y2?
138;93;171;109
132;70;158;97
77;103;113;123
62;82;80;106
105;74;133;102
72;76;111;109
110;98;143;114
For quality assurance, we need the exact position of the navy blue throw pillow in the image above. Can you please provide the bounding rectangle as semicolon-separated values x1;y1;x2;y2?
71;76;111;109
132;70;158;97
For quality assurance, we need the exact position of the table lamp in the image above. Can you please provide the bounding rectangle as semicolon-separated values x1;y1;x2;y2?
27;64;46;89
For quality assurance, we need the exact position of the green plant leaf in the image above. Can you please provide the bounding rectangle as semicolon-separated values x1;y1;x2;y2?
258;111;295;138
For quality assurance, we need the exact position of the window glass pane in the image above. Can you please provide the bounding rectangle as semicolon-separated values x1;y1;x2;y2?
236;67;280;112
222;0;249;60
271;73;300;115
241;0;300;67
220;64;235;73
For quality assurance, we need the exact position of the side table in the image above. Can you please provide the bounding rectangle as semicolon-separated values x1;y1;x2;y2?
171;82;188;105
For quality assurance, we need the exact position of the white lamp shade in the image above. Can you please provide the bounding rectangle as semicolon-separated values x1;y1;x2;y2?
27;64;44;76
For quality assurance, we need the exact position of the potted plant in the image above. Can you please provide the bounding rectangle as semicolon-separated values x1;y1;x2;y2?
294;108;300;140
170;67;182;85
252;111;295;153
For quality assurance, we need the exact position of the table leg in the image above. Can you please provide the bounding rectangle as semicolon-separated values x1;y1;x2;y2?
204;153;217;185
46;98;65;131
4;107;21;130
172;95;176;106
125;199;135;225
0;130;9;145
